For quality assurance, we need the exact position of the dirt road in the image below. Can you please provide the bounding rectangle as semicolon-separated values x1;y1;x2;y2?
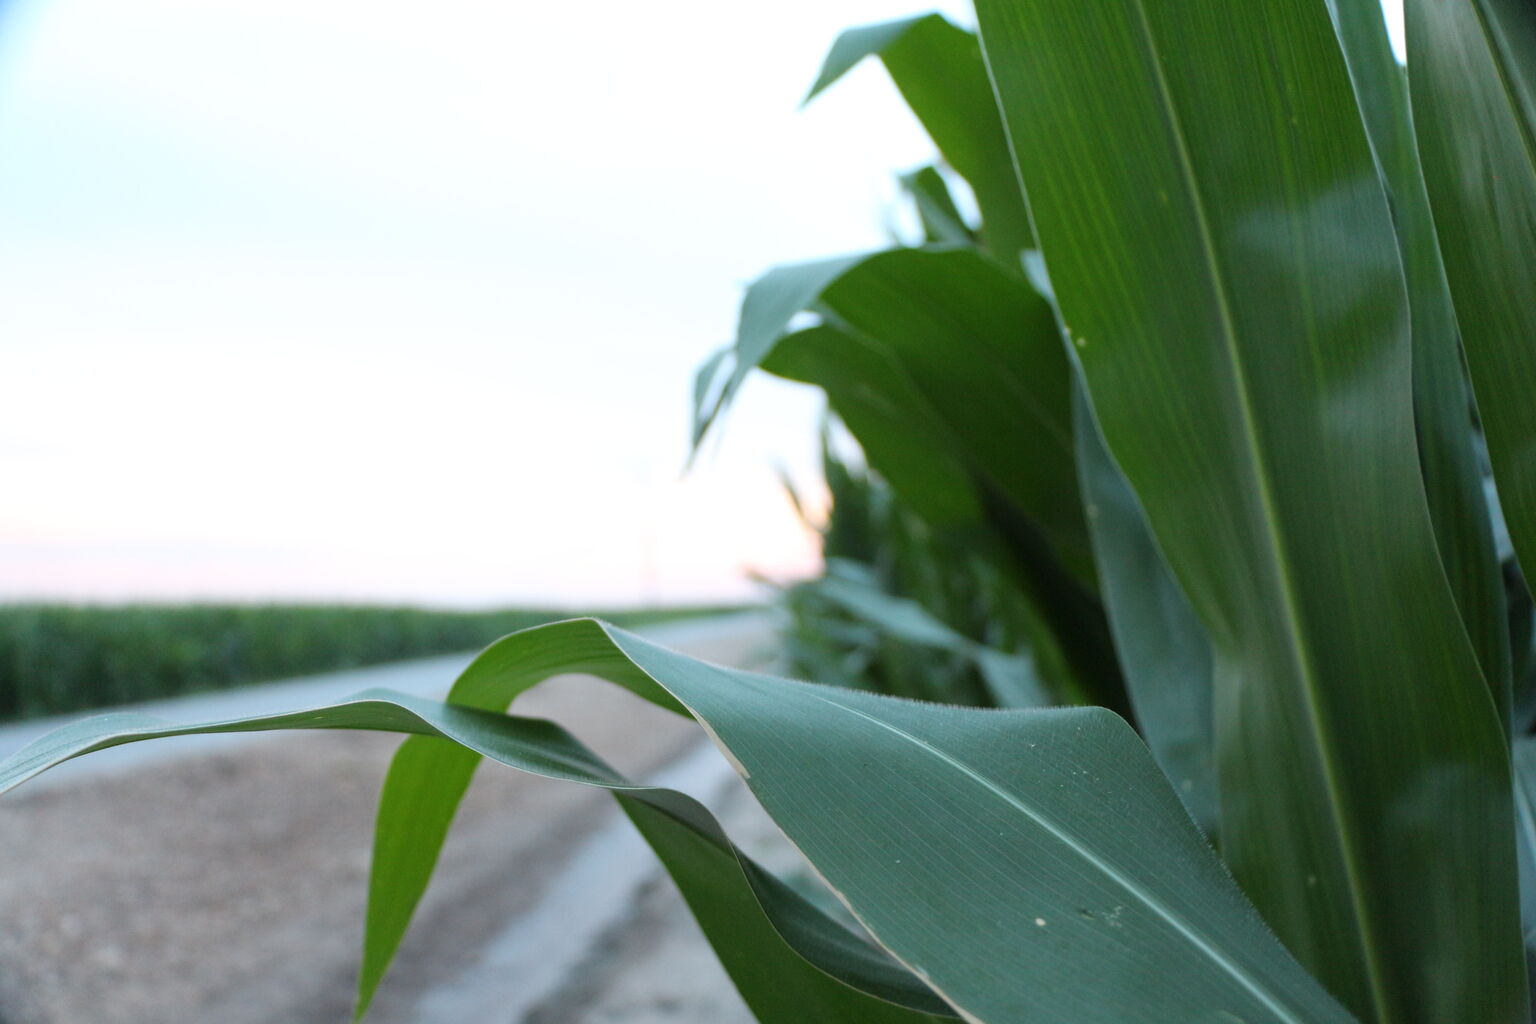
0;614;774;1024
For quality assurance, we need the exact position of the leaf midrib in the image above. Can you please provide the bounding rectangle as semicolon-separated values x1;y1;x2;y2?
800;688;1311;1024
1126;3;1392;1020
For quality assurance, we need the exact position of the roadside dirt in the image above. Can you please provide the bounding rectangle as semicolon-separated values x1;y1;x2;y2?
524;778;803;1024
0;624;767;1024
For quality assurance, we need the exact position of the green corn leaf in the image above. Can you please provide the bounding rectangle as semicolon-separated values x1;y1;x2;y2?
689;344;732;452
615;797;950;1023
704;246;1091;585
363;621;1355;1022
898;165;975;247
805;13;1032;261
1074;389;1217;836
809;560;1047;708
1515;737;1536;954
1327;0;1511;722
1406;0;1536;594
976;2;1523;1020
1;621;1360;1021
690;253;865;449
0;676;949;1024
765;324;985;529
757;290;1124;713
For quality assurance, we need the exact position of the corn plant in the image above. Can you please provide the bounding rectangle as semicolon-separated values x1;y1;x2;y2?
773;438;1045;708
5;0;1536;1021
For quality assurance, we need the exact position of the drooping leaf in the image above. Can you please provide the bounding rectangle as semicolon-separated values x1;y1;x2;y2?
361;620;1354;1023
764;324;984;529
1;621;1362;1022
805;13;1032;261
976;2;1524;1020
616;796;951;1023
1407;0;1536;593
898;165;975;246
691;253;866;448
0;678;948;1024
1074;389;1216;835
705;246;1092;585
753;271;1125;712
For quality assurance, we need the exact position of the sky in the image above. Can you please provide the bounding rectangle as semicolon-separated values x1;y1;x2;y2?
0;0;1406;609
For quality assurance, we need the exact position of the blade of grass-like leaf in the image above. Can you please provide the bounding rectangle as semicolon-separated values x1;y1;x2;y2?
708;246;1091;584
691;253;865;449
763;319;1122;711
1327;0;1512;722
814;248;1090;583
1074;389;1216;835
805;14;1031;261
689;344;732;452
898;166;974;246
810;561;1047;707
2;622;1359;1021
0;683;949;1023
976;2;1522;1020
765;324;984;529
361;620;1353;1023
618;795;951;1022
1407;0;1536;591
1514;738;1536;958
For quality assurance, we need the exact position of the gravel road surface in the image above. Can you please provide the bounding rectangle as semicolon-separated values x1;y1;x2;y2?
0;614;776;1024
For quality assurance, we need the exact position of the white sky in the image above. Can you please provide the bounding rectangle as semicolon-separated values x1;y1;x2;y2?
0;0;1405;609
0;0;981;607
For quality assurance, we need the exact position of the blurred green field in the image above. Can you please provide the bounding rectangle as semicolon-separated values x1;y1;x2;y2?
0;602;743;722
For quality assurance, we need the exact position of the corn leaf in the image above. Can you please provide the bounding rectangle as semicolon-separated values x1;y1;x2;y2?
807;560;1047;708
358;620;1353;1023
1515;737;1536;951
1328;0;1511;720
805;14;1032;261
976;1;1524;1020
704;246;1091;584
898;165;975;247
1;621;1361;1021
1406;0;1536;594
0;677;949;1024
765;324;984;529
691;254;863;448
750;268;1125;712
1074;389;1216;835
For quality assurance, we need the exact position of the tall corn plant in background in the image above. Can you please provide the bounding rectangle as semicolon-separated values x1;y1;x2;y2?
773;438;1048;709
4;1;1536;1021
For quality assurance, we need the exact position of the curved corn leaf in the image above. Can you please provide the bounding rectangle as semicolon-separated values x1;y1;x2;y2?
0;681;949;1024
691;253;864;448
760;313;1123;712
976;2;1523;1020
765;324;984;529
0;622;1359;1021
1327;0;1511;721
614;797;947;1022
808;560;1046;708
898;166;974;247
349;619;1353;1023
805;13;1031;261
702;246;1090;584
1407;0;1536;592
1074;389;1216;835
